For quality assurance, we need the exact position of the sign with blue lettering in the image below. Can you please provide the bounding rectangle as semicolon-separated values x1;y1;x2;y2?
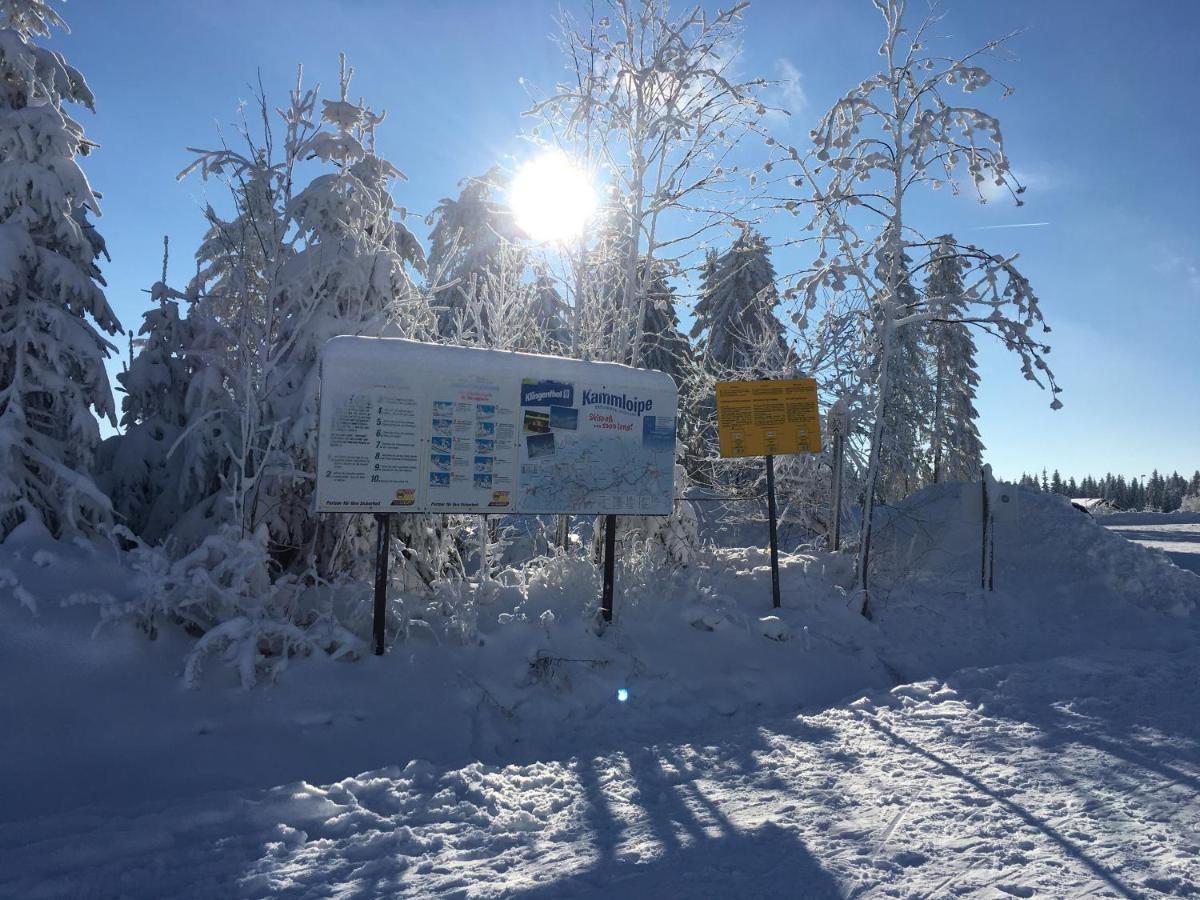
317;337;678;515
521;379;574;407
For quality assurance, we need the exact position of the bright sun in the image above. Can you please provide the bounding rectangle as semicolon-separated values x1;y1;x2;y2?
510;150;596;244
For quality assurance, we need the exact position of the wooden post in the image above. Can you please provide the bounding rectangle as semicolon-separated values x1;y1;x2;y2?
373;512;391;656
766;454;781;609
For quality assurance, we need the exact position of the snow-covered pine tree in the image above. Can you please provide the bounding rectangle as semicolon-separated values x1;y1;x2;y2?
1182;472;1200;513
528;266;571;353
97;240;195;539
638;258;693;382
266;58;427;578
0;0;123;540
692;227;789;374
426;167;523;340
925;235;983;483
872;234;931;503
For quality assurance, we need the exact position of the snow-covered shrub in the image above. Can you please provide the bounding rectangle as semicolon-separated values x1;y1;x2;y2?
607;467;703;575
69;525;362;688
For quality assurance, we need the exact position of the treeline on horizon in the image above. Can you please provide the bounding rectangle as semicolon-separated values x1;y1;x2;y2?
1014;469;1200;513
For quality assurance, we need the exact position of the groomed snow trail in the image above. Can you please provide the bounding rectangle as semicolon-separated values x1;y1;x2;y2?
4;644;1197;899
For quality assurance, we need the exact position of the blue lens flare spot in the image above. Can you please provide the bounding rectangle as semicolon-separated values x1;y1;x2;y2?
616;688;629;703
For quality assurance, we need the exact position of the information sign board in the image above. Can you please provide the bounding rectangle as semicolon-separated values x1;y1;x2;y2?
315;337;678;515
715;378;822;458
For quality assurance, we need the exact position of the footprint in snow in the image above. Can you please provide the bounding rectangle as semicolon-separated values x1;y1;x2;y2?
998;885;1034;898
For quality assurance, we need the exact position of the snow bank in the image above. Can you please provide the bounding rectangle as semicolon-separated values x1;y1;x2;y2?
870;483;1199;618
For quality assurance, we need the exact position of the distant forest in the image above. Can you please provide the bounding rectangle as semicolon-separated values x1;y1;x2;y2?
1014;470;1200;512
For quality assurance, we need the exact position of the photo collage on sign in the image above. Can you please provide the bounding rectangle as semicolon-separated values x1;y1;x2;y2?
473;404;496;491
426;388;515;508
520;378;577;461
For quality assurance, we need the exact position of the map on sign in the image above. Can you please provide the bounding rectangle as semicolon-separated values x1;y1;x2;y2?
715;378;822;458
516;379;676;514
315;338;678;515
519;434;674;514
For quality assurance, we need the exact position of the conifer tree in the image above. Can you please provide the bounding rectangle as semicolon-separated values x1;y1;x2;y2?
925;235;983;483
691;227;789;373
0;0;123;539
267;59;426;575
426;167;522;339
874;236;931;503
528;267;571;353
639;259;693;384
97;240;195;539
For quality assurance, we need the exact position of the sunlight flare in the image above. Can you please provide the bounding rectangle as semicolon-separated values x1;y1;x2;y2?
510;150;596;243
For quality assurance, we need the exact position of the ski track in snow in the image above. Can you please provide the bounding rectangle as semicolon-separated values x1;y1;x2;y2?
3;646;1198;899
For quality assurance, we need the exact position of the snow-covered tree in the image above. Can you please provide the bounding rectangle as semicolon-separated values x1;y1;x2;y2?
528;266;571;353
784;0;1060;615
97;241;198;540
692;227;789;373
638;259;693;382
872;234;931;502
265;58;427;577
527;0;767;367
0;0;123;540
426;167;523;339
926;234;983;483
176;79;312;552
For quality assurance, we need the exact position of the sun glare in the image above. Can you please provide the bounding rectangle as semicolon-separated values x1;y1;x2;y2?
510;150;596;244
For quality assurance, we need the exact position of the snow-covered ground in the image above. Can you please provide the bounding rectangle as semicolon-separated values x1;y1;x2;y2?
1104;512;1200;574
2;486;1199;898
4;646;1197;899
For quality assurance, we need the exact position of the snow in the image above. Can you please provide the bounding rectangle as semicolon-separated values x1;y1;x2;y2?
2;483;1199;897
1103;512;1200;574
3;642;1197;897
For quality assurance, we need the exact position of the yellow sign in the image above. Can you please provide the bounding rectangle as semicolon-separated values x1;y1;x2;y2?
715;378;822;458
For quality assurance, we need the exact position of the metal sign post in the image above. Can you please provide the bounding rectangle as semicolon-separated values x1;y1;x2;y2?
826;398;849;552
601;514;617;623
829;432;845;551
478;514;489;583
765;455;781;609
372;512;391;656
714;378;822;610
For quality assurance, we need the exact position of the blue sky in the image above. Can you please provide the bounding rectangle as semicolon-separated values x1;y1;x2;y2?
49;0;1198;481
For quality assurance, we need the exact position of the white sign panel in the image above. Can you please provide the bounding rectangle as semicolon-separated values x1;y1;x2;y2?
315;337;678;515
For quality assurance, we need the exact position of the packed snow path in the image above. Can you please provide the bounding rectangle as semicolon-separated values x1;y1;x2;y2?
3;643;1197;899
1104;515;1200;574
